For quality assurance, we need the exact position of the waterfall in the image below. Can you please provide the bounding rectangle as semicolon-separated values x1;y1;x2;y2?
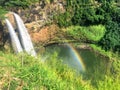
5;19;23;53
13;13;36;56
5;12;36;56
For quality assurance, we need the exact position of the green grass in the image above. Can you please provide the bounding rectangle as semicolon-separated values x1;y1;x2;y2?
90;44;120;77
65;25;106;42
0;50;119;90
90;44;120;61
0;51;92;90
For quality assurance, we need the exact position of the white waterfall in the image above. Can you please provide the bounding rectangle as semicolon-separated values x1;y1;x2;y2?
13;13;36;56
5;19;23;53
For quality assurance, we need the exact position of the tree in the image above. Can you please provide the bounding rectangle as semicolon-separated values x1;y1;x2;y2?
99;21;120;52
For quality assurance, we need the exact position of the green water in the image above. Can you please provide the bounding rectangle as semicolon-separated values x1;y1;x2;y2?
43;44;110;75
42;44;112;88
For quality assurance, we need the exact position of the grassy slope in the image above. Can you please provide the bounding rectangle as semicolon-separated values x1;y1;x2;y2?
0;51;92;90
0;50;120;90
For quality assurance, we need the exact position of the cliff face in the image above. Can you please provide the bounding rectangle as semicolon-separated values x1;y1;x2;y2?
17;1;65;23
0;1;66;49
28;24;61;46
22;1;65;45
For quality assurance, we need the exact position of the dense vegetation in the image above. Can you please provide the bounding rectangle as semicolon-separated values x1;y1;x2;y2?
0;0;39;8
65;25;106;43
54;0;120;52
99;21;120;52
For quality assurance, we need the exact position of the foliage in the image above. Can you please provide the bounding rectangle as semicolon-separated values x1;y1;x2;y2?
70;1;104;25
54;0;119;27
0;0;39;19
65;25;106;42
99;21;120;52
90;44;120;60
90;44;120;89
62;0;120;52
0;6;7;19
97;0;120;24
0;0;39;8
53;11;72;27
97;75;120;90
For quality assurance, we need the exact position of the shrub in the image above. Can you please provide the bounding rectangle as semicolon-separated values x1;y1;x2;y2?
65;25;106;42
99;21;120;52
53;11;72;27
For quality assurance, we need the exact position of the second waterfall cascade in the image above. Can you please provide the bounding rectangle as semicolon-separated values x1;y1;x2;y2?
5;12;36;56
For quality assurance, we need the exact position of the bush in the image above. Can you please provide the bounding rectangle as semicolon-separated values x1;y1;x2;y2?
99;21;120;52
53;11;72;27
65;25;106;42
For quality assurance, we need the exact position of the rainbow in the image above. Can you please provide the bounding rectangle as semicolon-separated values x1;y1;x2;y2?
67;44;86;72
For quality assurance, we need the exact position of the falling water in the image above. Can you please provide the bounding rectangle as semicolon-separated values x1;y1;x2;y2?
13;13;36;56
5;19;23;53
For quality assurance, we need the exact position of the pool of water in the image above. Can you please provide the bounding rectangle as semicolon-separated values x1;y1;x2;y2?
42;44;110;75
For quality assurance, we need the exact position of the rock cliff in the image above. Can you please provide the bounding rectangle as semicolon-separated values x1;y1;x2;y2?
0;1;66;49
